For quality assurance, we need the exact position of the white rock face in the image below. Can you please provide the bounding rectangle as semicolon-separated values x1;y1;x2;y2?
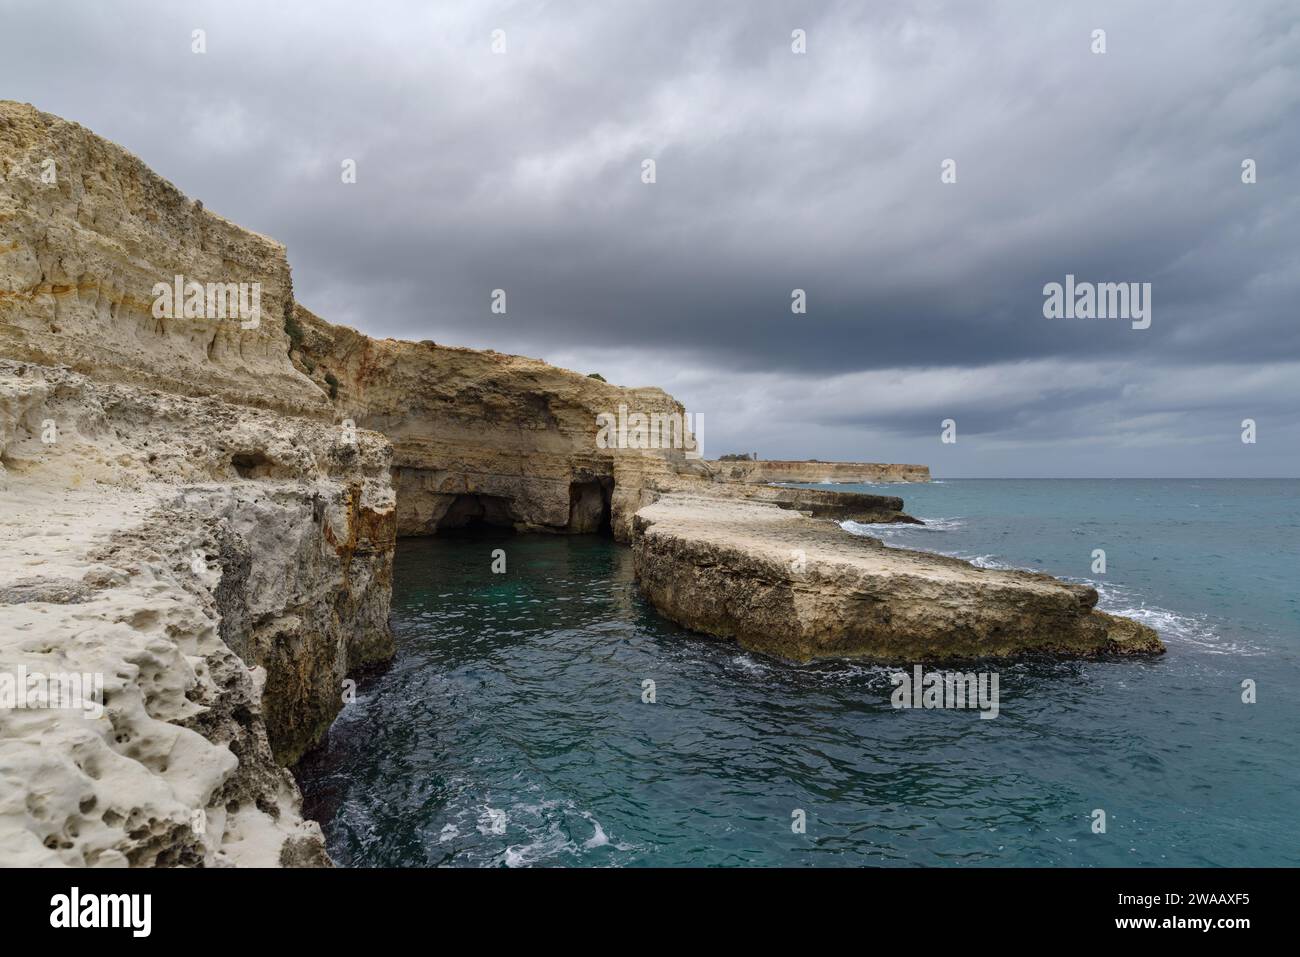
0;361;395;866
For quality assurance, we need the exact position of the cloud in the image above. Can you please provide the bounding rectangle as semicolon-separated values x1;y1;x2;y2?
2;0;1296;474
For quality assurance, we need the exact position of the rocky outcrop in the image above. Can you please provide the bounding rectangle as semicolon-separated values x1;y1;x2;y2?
668;480;920;524
632;494;1164;662
288;304;711;542
285;311;929;540
0;101;394;867
707;459;931;484
0;360;394;865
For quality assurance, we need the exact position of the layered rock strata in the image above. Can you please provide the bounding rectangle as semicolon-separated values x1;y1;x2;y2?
0;103;326;417
632;494;1164;662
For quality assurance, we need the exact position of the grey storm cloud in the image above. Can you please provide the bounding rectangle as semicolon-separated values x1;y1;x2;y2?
1;0;1297;475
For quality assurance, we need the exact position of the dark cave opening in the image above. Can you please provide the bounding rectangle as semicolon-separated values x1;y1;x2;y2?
567;477;613;535
434;493;518;534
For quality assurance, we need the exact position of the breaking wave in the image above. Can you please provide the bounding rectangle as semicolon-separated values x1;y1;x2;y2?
837;520;1254;657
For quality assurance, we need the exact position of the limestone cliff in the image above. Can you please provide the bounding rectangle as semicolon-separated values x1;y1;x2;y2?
288;304;710;542
0;101;392;866
0;99;715;866
0;102;328;418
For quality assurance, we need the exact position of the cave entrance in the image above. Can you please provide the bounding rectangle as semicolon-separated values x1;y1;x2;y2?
434;493;517;534
567;477;613;535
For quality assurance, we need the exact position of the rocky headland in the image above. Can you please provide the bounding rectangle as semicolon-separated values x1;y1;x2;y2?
633;494;1162;662
0;101;1161;868
707;459;930;484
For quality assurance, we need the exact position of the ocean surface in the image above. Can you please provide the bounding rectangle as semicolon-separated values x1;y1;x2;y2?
296;479;1300;867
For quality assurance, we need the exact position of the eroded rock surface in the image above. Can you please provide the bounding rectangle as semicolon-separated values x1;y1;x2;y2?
0;361;392;868
633;494;1164;663
0;361;394;866
0;99;396;868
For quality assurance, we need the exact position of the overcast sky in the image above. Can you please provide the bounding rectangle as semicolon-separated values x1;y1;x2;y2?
2;0;1297;476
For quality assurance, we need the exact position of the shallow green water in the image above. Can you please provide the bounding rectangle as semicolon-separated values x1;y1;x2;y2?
297;479;1300;867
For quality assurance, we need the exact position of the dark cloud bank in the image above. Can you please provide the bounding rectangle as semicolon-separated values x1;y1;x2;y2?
3;0;1297;475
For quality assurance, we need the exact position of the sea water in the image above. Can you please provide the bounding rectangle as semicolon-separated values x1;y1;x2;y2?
296;479;1300;867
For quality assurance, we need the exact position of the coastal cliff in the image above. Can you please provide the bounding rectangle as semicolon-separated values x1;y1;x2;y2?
0;101;1163;868
0;360;393;865
286;304;707;543
0;100;713;865
0;102;391;865
0;104;326;418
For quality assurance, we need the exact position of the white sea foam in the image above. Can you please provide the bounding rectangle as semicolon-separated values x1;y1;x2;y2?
919;516;966;531
477;806;508;835
1082;581;1259;656
730;653;769;675
842;517;964;536
841;517;968;552
466;796;637;866
503;828;570;867
1104;603;1260;656
582;813;610;850
796;660;901;685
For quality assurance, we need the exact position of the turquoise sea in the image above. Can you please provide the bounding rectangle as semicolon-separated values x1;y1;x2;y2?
296;479;1300;867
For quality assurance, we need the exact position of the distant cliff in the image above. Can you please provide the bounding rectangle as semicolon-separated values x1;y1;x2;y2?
707;459;930;485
